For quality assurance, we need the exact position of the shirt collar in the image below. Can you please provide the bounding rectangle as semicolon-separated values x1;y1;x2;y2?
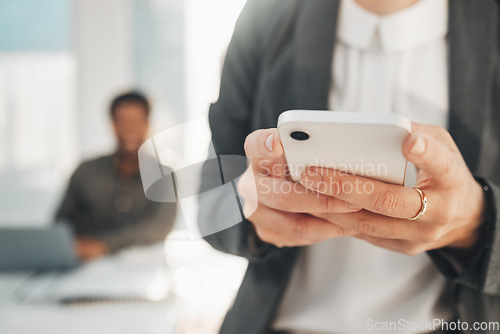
337;0;449;52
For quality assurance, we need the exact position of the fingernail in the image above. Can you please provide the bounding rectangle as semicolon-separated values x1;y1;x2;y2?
411;136;426;155
301;170;323;189
265;133;274;152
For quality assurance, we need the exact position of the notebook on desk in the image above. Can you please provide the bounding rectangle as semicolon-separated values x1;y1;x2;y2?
14;244;171;303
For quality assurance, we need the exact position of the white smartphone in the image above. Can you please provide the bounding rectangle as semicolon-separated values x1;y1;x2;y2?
277;110;412;185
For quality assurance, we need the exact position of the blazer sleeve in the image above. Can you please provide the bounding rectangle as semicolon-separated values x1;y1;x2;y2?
428;177;500;296
198;0;290;263
481;178;500;295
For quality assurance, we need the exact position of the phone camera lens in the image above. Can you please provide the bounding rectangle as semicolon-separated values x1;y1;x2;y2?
290;131;310;141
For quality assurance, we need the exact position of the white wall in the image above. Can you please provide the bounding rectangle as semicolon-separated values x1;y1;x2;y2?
183;0;247;163
75;0;134;159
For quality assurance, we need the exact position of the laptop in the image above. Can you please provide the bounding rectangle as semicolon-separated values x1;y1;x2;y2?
0;224;79;271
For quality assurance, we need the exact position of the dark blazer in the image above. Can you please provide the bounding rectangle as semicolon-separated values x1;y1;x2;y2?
200;1;500;333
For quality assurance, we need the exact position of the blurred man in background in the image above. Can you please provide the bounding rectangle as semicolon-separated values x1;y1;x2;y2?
56;92;177;261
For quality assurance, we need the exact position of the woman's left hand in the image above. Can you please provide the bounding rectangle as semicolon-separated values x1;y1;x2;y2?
300;123;486;256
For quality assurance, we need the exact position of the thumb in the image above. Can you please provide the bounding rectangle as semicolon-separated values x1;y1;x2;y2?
244;128;284;174
402;132;459;185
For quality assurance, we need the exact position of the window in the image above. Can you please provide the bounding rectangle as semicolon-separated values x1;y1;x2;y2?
0;0;77;225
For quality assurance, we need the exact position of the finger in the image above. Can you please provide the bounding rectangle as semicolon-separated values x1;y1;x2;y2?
300;167;422;219
355;235;424;256
253;225;313;248
237;167;259;217
244;129;284;173
403;132;460;185
318;210;424;240
248;206;308;247
248;206;355;242
258;176;361;213
411;123;458;153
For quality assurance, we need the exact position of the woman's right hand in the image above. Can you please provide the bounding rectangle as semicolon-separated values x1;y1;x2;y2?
237;129;360;248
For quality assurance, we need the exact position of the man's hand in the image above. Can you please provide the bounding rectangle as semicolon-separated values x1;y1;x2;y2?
75;237;109;261
300;123;486;255
238;129;361;248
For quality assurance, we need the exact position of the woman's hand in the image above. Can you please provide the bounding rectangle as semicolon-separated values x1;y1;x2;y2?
300;123;486;255
238;129;360;248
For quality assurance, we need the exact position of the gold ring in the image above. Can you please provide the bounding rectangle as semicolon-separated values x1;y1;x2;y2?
409;188;427;221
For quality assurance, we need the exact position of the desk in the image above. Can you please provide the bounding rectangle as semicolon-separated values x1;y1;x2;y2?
0;303;177;334
0;234;247;334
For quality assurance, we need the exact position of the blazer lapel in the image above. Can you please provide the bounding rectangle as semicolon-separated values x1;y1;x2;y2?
294;0;340;110
448;0;498;172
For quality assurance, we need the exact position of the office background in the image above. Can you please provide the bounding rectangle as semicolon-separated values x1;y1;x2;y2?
0;0;247;227
0;1;249;333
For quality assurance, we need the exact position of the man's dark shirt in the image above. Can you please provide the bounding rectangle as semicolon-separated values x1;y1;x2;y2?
56;154;176;252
